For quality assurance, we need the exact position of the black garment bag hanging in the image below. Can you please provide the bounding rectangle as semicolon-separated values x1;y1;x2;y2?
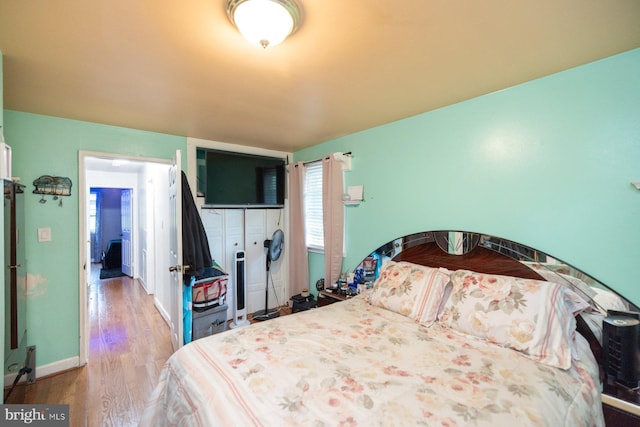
181;171;212;277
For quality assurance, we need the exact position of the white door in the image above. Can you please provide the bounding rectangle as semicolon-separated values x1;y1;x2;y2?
266;209;285;305
168;150;183;351
245;209;266;313
224;209;244;319
121;189;133;277
145;180;156;294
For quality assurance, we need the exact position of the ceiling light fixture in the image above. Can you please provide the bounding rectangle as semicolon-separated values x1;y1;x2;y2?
111;159;129;167
226;0;301;49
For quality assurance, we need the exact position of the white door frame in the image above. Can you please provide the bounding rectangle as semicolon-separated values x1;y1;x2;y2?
77;150;171;366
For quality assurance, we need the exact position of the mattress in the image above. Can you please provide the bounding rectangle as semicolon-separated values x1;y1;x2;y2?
141;295;603;426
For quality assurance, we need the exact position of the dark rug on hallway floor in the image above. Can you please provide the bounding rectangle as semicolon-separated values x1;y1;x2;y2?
99;268;125;280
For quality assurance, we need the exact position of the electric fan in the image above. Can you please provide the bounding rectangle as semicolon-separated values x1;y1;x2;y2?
253;229;284;321
230;250;250;329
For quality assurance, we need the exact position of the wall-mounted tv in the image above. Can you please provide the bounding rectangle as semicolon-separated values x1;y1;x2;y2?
200;149;286;207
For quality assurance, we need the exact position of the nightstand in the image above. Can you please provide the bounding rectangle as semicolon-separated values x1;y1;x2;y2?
317;290;349;307
603;380;640;426
290;294;316;312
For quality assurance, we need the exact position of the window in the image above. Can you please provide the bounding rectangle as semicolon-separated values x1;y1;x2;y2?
304;162;323;250
258;167;279;205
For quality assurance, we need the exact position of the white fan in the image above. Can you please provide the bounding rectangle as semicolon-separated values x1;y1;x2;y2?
253;229;284;321
230;250;250;329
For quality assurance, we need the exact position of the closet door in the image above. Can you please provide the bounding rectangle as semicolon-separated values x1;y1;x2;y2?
200;209;224;265
265;209;286;308
244;209;266;313
223;209;244;319
200;208;244;320
200;208;284;317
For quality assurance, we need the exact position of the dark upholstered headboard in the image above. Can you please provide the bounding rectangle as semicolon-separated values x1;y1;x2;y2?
393;241;545;280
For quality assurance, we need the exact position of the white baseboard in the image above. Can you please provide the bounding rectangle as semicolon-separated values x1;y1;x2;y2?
139;277;150;294
154;296;171;327
4;356;81;387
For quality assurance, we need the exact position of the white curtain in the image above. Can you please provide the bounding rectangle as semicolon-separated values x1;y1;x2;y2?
288;162;309;296
322;154;344;287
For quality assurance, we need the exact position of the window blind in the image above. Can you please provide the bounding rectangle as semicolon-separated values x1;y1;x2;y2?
304;162;324;250
261;167;278;205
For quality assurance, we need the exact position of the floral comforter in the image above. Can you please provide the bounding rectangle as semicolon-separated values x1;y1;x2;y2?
140;295;603;427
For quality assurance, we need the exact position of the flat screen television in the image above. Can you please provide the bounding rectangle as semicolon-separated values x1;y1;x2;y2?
202;149;286;207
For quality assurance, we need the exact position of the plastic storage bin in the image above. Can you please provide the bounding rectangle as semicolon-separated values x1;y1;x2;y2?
192;303;228;341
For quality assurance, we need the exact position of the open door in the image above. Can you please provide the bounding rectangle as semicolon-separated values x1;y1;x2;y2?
168;150;184;351
121;189;133;277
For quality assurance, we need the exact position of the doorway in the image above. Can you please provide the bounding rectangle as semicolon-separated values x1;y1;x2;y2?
90;188;129;280
79;151;173;365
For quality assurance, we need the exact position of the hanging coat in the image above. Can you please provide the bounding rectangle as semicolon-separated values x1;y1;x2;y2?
181;171;212;277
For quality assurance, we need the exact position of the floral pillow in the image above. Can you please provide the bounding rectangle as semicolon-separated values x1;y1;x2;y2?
439;269;590;369
368;261;450;325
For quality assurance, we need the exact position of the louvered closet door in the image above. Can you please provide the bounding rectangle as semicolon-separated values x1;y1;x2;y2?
223;209;244;319
200;208;244;320
201;209;224;264
265;209;286;308
245;209;267;313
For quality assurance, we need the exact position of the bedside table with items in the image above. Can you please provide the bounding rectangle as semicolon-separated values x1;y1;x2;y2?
317;290;351;307
602;380;640;426
290;293;317;312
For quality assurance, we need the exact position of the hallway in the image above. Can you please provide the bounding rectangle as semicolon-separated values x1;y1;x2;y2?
12;264;173;426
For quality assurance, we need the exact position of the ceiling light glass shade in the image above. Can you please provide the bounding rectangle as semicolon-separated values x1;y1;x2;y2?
227;0;300;48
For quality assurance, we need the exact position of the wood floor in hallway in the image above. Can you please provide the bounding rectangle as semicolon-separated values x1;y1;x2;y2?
9;264;173;426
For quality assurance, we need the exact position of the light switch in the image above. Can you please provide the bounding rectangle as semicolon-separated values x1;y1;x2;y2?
38;227;51;242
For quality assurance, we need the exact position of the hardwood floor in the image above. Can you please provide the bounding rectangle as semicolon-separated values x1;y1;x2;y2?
9;264;173;426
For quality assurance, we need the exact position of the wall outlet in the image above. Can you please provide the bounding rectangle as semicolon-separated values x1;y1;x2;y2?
38;227;52;242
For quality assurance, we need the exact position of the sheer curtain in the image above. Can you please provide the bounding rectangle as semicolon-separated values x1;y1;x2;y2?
288;162;308;296
322;155;344;287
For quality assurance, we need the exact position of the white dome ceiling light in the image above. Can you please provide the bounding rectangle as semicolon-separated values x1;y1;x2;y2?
226;0;301;48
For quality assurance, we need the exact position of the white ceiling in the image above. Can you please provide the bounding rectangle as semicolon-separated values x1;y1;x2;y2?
1;0;639;152
85;156;147;174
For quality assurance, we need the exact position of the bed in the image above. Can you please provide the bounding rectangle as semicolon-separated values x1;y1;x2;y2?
141;233;607;427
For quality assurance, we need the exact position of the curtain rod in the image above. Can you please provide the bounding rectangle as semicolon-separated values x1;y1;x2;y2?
293;152;352;167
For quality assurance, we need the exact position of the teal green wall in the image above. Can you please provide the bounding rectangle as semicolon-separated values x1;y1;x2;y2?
3;111;186;367
295;49;640;306
1;50;5;390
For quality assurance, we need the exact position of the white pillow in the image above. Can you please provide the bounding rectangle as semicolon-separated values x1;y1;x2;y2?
439;269;589;369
